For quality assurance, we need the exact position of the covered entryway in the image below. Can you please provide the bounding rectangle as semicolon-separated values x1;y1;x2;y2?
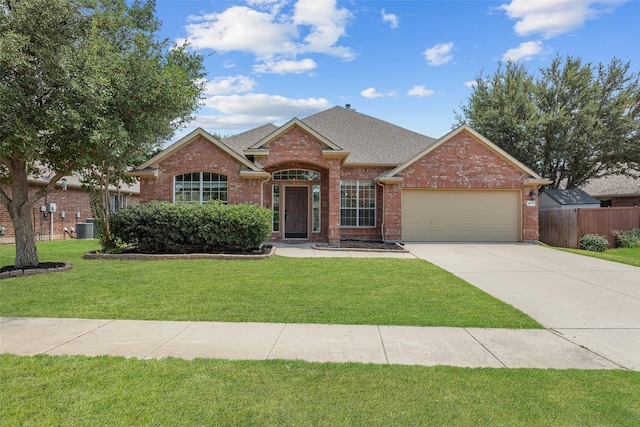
284;187;308;238
401;190;520;242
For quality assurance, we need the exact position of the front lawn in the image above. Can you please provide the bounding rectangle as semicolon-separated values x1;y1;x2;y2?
0;240;541;328
2;354;639;426
561;246;640;268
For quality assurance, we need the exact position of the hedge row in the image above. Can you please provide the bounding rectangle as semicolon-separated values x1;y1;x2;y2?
109;201;272;253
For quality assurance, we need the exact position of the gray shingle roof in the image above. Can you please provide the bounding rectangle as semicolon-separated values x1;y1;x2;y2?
580;172;640;198
222;123;279;155
541;189;600;206
222;106;437;166
301;106;437;165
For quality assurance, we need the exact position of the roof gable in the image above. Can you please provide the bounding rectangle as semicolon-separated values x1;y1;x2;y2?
380;125;550;184
249;118;344;151
133;128;262;173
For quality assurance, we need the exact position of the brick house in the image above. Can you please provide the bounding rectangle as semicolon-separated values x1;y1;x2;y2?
0;174;139;243
131;106;550;244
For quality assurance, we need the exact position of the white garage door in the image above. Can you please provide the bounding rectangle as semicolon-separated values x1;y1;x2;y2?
402;190;521;242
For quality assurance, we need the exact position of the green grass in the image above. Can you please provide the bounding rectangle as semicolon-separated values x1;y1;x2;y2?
1;354;639;426
0;240;540;328
560;246;640;267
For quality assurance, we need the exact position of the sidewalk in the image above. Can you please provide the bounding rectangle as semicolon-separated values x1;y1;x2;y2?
0;317;627;370
2;243;638;371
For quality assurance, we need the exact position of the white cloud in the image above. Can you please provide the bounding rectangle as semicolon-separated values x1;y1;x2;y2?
293;0;354;59
381;9;399;29
202;93;330;117
423;42;454;66
502;40;544;61
464;81;478;88
360;87;398;99
204;76;256;95
253;58;317;74
181;6;297;56
179;0;355;67
499;0;626;39
191;93;331;133
407;85;435;97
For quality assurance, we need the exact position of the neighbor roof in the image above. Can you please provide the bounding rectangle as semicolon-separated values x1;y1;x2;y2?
580;172;640;198
541;189;600;206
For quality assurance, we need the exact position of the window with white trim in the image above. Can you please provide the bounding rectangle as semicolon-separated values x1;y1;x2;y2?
174;172;228;204
340;180;375;227
272;184;280;232
273;170;320;181
109;194;127;212
312;184;320;232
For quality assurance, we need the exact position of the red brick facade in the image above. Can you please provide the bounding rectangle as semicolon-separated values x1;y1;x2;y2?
392;129;541;241
0;185;140;243
137;125;544;244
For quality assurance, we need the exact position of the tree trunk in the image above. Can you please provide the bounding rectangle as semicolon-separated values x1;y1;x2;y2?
10;205;39;268
4;160;40;268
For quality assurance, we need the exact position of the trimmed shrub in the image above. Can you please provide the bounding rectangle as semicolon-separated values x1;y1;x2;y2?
110;201;272;253
579;234;608;252
613;229;640;248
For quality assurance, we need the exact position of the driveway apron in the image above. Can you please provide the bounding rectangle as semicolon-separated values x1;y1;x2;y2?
404;243;640;370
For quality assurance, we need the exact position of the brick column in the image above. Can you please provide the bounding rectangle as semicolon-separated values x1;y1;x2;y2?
327;160;341;245
522;187;540;242
382;183;402;241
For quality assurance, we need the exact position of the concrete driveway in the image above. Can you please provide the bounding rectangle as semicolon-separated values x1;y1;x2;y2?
404;243;640;369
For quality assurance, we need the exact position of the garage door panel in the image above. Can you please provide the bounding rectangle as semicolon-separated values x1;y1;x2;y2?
402;190;520;242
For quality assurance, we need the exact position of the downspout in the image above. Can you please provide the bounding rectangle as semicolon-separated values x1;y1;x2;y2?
260;175;271;207
377;180;385;242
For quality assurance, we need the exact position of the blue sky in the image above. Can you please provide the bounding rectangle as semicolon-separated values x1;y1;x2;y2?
154;0;639;141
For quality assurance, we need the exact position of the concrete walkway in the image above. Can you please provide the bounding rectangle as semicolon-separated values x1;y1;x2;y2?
1;243;638;370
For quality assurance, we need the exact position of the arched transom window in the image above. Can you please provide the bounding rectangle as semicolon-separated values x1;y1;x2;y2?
272;169;320;181
174;172;228;204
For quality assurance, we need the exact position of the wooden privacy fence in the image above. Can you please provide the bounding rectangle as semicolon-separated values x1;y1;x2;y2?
539;207;640;249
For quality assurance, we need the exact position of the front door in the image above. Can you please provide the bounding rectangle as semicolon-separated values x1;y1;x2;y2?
285;187;308;238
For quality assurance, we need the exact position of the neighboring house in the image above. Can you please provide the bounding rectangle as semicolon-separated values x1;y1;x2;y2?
130;106;550;244
580;173;640;207
539;189;601;211
0;174;140;243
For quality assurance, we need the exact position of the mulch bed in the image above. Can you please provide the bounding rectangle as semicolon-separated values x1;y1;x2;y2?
84;245;276;261
338;239;406;251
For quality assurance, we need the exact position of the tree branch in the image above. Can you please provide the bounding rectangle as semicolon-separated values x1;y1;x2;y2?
26;171;67;207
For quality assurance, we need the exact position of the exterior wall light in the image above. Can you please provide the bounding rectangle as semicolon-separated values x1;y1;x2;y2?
529;189;537;200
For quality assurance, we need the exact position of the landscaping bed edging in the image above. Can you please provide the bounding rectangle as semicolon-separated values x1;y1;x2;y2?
0;263;72;280
84;245;276;261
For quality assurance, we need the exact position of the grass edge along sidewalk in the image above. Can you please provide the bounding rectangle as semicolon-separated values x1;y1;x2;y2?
0;240;540;329
1;354;639;426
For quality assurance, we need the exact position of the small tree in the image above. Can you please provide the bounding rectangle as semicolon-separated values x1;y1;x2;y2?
0;0;205;266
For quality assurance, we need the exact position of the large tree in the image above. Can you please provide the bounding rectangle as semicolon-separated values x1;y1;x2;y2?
456;56;640;189
0;0;205;267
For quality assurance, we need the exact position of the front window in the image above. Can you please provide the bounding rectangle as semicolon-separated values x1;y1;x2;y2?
109;194;127;212
174;172;227;204
272;185;280;232
312;184;320;232
340;180;375;227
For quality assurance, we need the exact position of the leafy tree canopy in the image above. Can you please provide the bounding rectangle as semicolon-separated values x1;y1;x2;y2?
0;0;205;267
456;55;640;189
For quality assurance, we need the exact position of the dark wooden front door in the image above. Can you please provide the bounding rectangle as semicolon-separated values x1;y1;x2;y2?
285;187;308;238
